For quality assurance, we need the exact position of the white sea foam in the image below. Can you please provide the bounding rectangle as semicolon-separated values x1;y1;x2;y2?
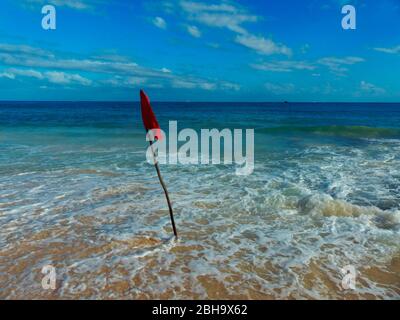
1;131;399;299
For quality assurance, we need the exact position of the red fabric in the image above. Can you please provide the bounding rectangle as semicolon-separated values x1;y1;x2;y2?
140;90;161;140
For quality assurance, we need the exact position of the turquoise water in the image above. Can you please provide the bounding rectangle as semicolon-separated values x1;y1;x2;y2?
0;102;399;299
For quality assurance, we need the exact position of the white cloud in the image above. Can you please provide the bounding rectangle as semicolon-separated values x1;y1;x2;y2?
104;75;165;89
264;82;295;95
0;45;177;81
21;0;95;10
317;56;364;75
221;82;240;91
153;16;167;29
360;81;386;95
172;79;197;89
252;56;364;75
180;1;238;14
45;71;92;86
0;43;238;92
251;60;315;72
300;44;310;54
180;0;257;34
125;76;148;86
8;68;44;79
171;78;237;91
207;42;220;49
235;34;292;56
374;45;400;54
0;49;147;77
172;79;215;90
51;0;91;9
0;43;53;58
3;67;92;86
160;1;292;58
186;25;201;38
199;82;216;90
92;54;131;63
0;72;15;79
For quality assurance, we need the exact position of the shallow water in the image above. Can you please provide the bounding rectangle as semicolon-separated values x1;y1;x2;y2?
0;102;399;299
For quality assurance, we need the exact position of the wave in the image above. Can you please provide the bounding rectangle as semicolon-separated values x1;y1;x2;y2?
258;125;400;139
298;194;400;230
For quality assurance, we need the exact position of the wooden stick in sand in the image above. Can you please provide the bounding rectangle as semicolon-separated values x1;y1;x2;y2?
140;89;178;238
149;140;178;238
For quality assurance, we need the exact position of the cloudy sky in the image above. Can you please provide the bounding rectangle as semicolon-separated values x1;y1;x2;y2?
0;0;399;101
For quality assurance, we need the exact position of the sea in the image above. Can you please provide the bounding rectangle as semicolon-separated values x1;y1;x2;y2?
0;101;399;299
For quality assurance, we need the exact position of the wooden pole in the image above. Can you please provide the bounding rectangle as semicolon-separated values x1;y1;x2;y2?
149;140;178;238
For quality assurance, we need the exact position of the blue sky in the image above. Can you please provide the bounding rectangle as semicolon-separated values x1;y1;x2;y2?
0;0;399;101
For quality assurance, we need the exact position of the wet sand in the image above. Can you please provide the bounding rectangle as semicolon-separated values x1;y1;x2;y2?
1;219;398;300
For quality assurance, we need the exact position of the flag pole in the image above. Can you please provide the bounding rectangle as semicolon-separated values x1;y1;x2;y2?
149;139;178;238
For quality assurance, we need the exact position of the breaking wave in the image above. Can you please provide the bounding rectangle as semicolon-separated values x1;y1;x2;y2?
298;194;400;230
258;125;400;139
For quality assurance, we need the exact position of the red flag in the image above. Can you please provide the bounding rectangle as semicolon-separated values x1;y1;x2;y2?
140;89;162;140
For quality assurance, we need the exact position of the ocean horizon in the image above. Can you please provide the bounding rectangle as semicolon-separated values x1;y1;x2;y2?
1;101;399;299
2;100;400;103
